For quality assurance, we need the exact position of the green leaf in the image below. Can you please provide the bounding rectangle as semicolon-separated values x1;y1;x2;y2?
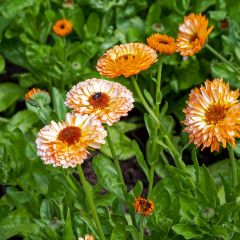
172;224;202;239
63;208;75;240
100;126;135;160
84;12;100;38
132;141;149;180
125;225;141;240
7;110;38;133
71;8;85;38
198;165;219;207
0;54;5;73
110;225;126;240
52;87;67;121
40;200;51;220
0;0;35;18
0;83;24;112
92;154;125;201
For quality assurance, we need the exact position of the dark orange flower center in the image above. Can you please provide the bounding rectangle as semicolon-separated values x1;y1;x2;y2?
116;54;136;63
89;92;110;109
205;104;227;124
189;33;199;43
134;197;154;216
60;24;66;29
58;126;81;145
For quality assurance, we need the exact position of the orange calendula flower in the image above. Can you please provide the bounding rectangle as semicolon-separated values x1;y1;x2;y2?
65;78;134;126
52;19;73;37
36;113;107;168
25;88;50;107
176;13;214;56
183;79;240;152
96;43;157;78
134;197;155;216
147;33;176;55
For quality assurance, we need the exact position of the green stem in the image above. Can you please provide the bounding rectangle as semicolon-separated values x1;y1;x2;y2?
155;56;163;112
164;135;186;169
131;77;162;129
106;126;127;197
205;44;240;74
77;166;106;240
140;216;144;240
148;165;155;196
228;145;238;187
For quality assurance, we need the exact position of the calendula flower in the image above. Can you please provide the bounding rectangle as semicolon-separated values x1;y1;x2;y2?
65;78;134;126
134;197;155;217
96;43;157;78
36;113;107;168
52;19;73;37
25;88;50;107
78;234;95;240
176;13;214;56
147;33;176;55
183;79;240;152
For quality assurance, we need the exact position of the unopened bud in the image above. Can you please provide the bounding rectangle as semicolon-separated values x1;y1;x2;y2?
201;207;215;220
25;88;50;107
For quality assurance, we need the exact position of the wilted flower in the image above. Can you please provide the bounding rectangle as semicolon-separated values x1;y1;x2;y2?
52;19;73;37
65;78;134;126
147;33;176;55
134;197;155;216
36;113;107;168
183;79;240;152
176;13;214;56
96;43;157;78
25;88;50;107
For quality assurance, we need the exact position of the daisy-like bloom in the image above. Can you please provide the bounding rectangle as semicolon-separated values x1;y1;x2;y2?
183;79;240;152
78;234;95;240
25;88;50;107
52;19;73;37
36;113;107;168
65;78;134;126
147;33;176;55
134;197;155;217
96;43;157;78
176;13;214;56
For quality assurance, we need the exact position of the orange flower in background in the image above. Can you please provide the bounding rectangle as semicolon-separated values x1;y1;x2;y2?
147;33;176;55
176;13;214;56
65;78;134;126
52;19;73;37
134;197;155;216
96;43;157;78
183;79;240;152
36;113;107;168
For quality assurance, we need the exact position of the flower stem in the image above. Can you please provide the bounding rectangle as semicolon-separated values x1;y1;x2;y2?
164;135;186;169
77;166;106;240
106;126;127;197
155;56;163;111
228;145;238;187
140;216;144;240
131;77;162;129
205;44;240;74
148;165;155;196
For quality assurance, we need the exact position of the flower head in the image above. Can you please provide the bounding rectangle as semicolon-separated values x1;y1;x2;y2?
96;43;157;78
52;19;73;37
36;113;107;168
78;234;95;240
25;88;50;107
183;79;240;152
65;78;134;126
147;33;176;55
134;197;154;217
176;13;214;56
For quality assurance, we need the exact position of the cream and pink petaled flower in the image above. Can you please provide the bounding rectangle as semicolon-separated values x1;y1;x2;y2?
65;78;134;126
183;79;240;152
36;113;107;168
176;13;214;56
